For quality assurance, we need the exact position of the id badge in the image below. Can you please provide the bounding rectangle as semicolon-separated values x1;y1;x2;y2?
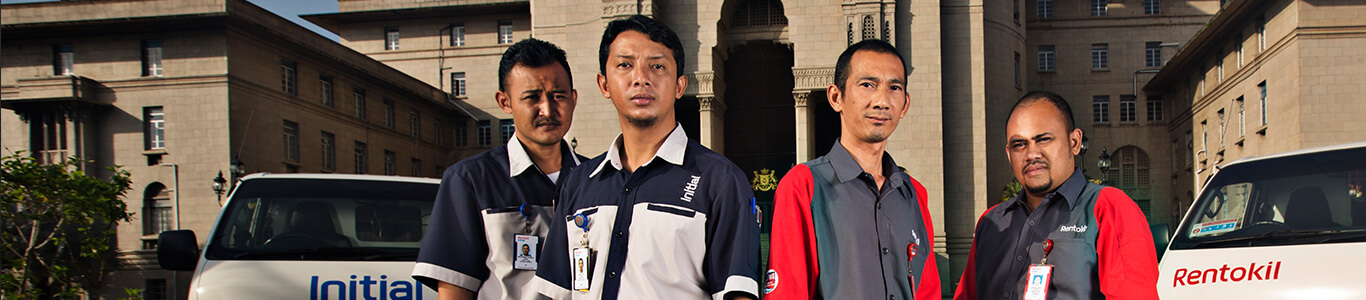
1022;264;1053;300
571;247;595;291
513;234;539;270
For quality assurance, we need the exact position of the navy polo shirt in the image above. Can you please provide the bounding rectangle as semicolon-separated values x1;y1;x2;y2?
412;136;583;300
531;124;762;300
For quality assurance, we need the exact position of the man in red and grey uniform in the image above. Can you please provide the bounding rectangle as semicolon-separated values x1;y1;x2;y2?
412;38;584;300
953;91;1159;300
765;39;942;300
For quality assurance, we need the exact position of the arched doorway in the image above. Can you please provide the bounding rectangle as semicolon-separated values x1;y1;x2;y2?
1107;146;1153;221
719;0;792;235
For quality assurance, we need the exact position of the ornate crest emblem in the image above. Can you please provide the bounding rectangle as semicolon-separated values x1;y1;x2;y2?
752;168;777;192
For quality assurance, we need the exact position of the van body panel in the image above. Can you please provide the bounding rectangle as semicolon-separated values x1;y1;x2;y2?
189;260;434;300
1158;244;1366;299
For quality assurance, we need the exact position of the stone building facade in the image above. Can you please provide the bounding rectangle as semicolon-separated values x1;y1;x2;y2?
1145;0;1366;213
1;0;481;298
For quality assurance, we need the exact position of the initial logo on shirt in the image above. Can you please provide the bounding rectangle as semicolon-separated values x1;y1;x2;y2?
680;175;702;202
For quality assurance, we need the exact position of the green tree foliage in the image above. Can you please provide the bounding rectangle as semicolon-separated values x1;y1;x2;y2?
1001;179;1022;204
2;153;133;299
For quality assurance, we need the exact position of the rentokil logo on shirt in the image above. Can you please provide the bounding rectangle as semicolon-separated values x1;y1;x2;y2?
310;275;423;300
1059;225;1088;233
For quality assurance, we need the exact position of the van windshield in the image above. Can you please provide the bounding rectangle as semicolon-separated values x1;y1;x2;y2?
1169;146;1366;250
205;178;438;261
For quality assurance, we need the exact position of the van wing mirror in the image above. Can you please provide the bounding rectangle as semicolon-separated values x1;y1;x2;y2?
157;230;200;271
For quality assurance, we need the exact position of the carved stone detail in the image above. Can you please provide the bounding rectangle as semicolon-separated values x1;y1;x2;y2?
793;91;810;107
684;72;714;95
602;1;654;19
793;67;836;90
698;96;726;113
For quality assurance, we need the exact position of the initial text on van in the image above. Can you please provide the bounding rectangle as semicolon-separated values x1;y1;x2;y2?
311;275;424;300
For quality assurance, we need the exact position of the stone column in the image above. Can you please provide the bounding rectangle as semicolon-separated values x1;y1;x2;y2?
794;91;814;163
698;96;725;154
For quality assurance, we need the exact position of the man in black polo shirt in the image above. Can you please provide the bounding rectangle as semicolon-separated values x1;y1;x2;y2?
765;39;942;300
953;91;1159;300
531;15;761;300
412;38;584;300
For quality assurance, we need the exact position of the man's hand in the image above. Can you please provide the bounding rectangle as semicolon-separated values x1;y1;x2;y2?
437;281;475;300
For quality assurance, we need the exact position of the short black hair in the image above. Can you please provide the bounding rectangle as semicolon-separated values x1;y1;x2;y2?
599;15;686;78
498;38;572;92
1010;90;1076;131
833;39;906;91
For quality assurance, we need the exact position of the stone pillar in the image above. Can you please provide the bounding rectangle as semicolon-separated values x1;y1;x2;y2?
698;96;725;154
794;91;814;163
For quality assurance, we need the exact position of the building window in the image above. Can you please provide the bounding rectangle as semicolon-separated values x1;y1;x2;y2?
1147;96;1164;121
1256;15;1266;52
500;119;515;144
353;87;367;119
383;99;396;129
1258;81;1267;126
281;59;297;95
451;72;466;97
861;15;875;41
477;120;493;146
731;0;789;27
455;121;469;147
1119;95;1137;123
1037;0;1053;19
283;120;300;163
499;21;514;44
354;141;368;174
410;110;421;138
319;75;334;107
411;158;422;177
847;22;854;45
1201;121;1208;154
145;107;165;150
1013;0;1020;21
1091;44;1109;70
1217;109;1226;148
434;120;446;146
1237;43;1244;68
1014;52;1021;87
30;111;68;165
1145;42;1162;68
385;27;400;50
1091;0;1107;17
1144;0;1160;15
384;150;397;175
321;131;336;171
1217;59;1224;83
144;279;167;300
451;24;466;46
143;183;172;243
142;40;163;76
53;45;73;75
1093;96;1110;124
1236;96;1245;138
1038;45;1055;71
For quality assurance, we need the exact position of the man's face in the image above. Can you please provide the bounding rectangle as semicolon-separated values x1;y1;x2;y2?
496;62;577;146
1005;101;1082;196
828;50;909;144
597;30;687;128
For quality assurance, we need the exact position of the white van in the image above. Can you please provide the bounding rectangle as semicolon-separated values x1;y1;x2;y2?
158;173;440;300
1158;142;1366;299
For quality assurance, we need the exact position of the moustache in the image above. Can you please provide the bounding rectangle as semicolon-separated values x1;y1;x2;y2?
1022;159;1048;172
534;117;562;127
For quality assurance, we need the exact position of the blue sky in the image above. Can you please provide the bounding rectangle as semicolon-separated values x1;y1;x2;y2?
1;0;341;41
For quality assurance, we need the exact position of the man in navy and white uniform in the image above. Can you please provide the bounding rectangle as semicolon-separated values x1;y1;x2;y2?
413;38;584;300
530;15;762;300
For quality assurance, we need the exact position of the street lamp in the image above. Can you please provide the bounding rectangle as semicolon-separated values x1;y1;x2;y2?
1098;147;1113;184
228;158;246;194
570;137;578;151
1079;136;1090;177
212;171;228;205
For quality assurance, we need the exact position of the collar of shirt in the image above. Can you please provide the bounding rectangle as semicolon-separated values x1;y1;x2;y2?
1006;168;1087;212
507;135;581;177
589;123;688;178
826;139;905;187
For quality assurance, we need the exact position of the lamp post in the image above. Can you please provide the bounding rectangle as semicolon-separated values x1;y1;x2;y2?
1079;136;1090;177
1098;147;1113;185
570;137;578;151
212;171;228;205
229;158;245;193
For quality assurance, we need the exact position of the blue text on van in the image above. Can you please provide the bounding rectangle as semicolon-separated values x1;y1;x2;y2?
310;275;425;300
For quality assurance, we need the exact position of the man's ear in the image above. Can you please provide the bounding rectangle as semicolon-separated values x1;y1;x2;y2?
898;92;910;118
674;75;689;99
826;83;844;113
496;90;513;114
596;73;611;100
1069;128;1084;156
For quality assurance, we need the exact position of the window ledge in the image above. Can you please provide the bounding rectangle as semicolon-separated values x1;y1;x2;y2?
1092;68;1111;73
283;160;302;168
1235;136;1246;147
1037;70;1057;74
142;149;167;156
1256;125;1268;135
